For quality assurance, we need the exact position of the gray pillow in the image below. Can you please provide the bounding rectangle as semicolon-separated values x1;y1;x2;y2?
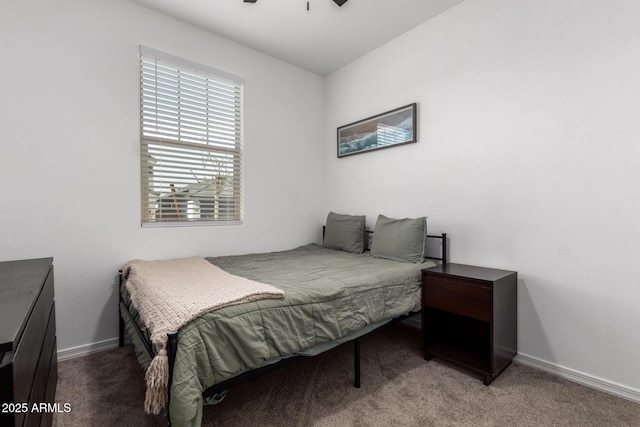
370;214;427;263
323;212;366;254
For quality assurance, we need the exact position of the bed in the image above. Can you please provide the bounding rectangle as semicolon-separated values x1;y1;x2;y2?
119;213;448;427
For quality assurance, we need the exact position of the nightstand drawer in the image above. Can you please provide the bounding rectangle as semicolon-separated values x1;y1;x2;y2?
423;276;491;321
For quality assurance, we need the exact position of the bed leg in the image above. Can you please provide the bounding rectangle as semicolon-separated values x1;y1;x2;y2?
118;270;125;348
118;314;124;347
354;338;361;388
442;233;448;264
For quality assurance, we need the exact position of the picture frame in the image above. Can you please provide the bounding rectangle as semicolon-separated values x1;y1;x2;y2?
337;103;417;158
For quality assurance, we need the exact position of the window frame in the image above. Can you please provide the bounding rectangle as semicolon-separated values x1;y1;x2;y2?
139;46;244;227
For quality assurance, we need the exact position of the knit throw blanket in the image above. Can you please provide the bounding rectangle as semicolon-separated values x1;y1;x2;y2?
122;256;284;415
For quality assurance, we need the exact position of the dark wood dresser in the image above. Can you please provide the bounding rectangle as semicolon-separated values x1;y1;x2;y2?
0;258;57;427
421;263;517;385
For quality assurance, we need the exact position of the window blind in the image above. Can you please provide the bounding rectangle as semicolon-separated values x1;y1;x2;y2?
139;46;243;225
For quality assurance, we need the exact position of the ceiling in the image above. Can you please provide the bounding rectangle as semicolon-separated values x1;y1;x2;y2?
131;0;467;75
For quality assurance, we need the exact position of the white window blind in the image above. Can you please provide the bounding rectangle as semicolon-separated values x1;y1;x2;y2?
139;46;243;226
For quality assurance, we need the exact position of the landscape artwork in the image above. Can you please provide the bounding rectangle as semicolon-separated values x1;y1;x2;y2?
337;103;417;158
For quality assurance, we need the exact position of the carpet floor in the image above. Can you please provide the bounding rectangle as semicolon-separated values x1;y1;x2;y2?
53;323;640;426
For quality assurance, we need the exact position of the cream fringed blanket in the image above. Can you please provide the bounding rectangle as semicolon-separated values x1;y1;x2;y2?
122;256;284;415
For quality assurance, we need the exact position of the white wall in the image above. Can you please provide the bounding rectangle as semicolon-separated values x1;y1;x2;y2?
0;0;325;354
325;0;640;397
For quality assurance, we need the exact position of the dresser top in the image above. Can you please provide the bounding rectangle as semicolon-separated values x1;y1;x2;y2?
0;258;53;354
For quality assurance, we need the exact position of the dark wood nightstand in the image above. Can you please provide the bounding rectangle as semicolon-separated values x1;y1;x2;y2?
421;263;517;385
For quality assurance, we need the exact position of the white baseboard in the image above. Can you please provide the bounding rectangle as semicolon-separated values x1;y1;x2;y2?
515;353;640;404
57;337;120;362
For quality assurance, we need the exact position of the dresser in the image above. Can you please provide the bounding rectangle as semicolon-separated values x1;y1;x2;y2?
0;258;57;427
421;263;517;385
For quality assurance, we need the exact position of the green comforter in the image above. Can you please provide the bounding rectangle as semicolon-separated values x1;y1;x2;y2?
130;244;434;427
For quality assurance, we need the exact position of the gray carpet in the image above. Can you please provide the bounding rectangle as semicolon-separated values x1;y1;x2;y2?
53;323;640;426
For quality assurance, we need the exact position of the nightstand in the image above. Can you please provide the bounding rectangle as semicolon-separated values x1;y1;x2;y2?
421;263;517;385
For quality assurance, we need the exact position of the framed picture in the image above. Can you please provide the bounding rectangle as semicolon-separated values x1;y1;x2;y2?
337;103;417;158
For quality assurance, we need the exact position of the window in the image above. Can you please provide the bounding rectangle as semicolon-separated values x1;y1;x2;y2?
139;46;243;226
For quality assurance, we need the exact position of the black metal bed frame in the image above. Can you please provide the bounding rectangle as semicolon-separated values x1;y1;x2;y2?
118;232;447;424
